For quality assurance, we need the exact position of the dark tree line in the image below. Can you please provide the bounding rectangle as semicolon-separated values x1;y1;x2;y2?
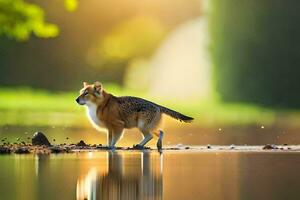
210;0;300;108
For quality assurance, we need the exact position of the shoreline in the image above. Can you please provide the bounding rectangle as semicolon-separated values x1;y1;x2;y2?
1;144;300;154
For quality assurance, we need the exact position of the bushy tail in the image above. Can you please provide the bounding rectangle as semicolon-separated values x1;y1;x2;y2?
159;106;194;123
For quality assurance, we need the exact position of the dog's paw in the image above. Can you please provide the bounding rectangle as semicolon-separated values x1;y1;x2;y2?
132;144;144;150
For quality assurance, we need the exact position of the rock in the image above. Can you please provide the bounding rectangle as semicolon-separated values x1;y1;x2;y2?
32;132;51;146
263;144;278;150
76;140;87;147
168;147;180;150
0;146;11;154
15;147;30;154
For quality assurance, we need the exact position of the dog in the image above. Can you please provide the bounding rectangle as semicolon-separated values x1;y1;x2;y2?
76;81;193;149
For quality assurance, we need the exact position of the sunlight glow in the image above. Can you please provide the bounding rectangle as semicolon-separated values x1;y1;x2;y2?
149;17;211;100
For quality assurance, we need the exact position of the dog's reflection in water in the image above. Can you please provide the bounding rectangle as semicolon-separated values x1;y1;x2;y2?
76;151;163;200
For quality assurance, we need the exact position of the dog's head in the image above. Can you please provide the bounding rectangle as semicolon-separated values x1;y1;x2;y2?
76;81;104;106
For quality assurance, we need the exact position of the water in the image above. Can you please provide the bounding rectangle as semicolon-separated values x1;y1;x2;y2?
0;151;299;200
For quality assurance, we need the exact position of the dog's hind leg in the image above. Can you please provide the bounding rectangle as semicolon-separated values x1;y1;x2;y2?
139;130;153;146
133;130;153;149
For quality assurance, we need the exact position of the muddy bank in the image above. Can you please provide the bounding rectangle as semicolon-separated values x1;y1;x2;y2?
1;143;300;155
1;132;300;154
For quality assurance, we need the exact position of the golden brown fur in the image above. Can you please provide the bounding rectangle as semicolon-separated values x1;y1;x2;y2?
76;81;193;149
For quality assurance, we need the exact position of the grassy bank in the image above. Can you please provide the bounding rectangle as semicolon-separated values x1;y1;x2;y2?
1;87;297;127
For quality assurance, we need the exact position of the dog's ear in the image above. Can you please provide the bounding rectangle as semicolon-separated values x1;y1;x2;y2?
94;81;103;95
83;82;88;87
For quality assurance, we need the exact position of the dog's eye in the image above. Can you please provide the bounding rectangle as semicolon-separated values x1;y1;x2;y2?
84;92;88;96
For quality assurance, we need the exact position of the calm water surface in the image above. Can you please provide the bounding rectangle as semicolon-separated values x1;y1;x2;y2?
0;151;299;200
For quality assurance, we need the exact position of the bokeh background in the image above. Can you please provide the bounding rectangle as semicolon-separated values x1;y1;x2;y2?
1;0;300;146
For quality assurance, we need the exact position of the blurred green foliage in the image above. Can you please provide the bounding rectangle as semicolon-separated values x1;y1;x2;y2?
210;0;300;108
0;0;58;40
0;0;200;90
94;17;165;64
64;0;78;12
0;87;278;127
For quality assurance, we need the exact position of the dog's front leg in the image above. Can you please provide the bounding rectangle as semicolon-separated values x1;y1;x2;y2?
107;129;114;149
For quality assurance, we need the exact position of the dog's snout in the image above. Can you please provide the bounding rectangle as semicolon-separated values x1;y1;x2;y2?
76;97;85;105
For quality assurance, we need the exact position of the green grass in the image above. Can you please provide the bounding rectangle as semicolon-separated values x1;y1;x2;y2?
1;86;299;127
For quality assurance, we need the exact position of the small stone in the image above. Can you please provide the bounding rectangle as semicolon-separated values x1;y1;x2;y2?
50;146;65;153
207;144;211;149
76;140;87;147
0;146;11;154
15;147;30;154
185;146;190;150
263;144;278;150
32;132;51;146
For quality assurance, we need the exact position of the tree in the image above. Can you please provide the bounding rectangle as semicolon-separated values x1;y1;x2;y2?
0;0;77;40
